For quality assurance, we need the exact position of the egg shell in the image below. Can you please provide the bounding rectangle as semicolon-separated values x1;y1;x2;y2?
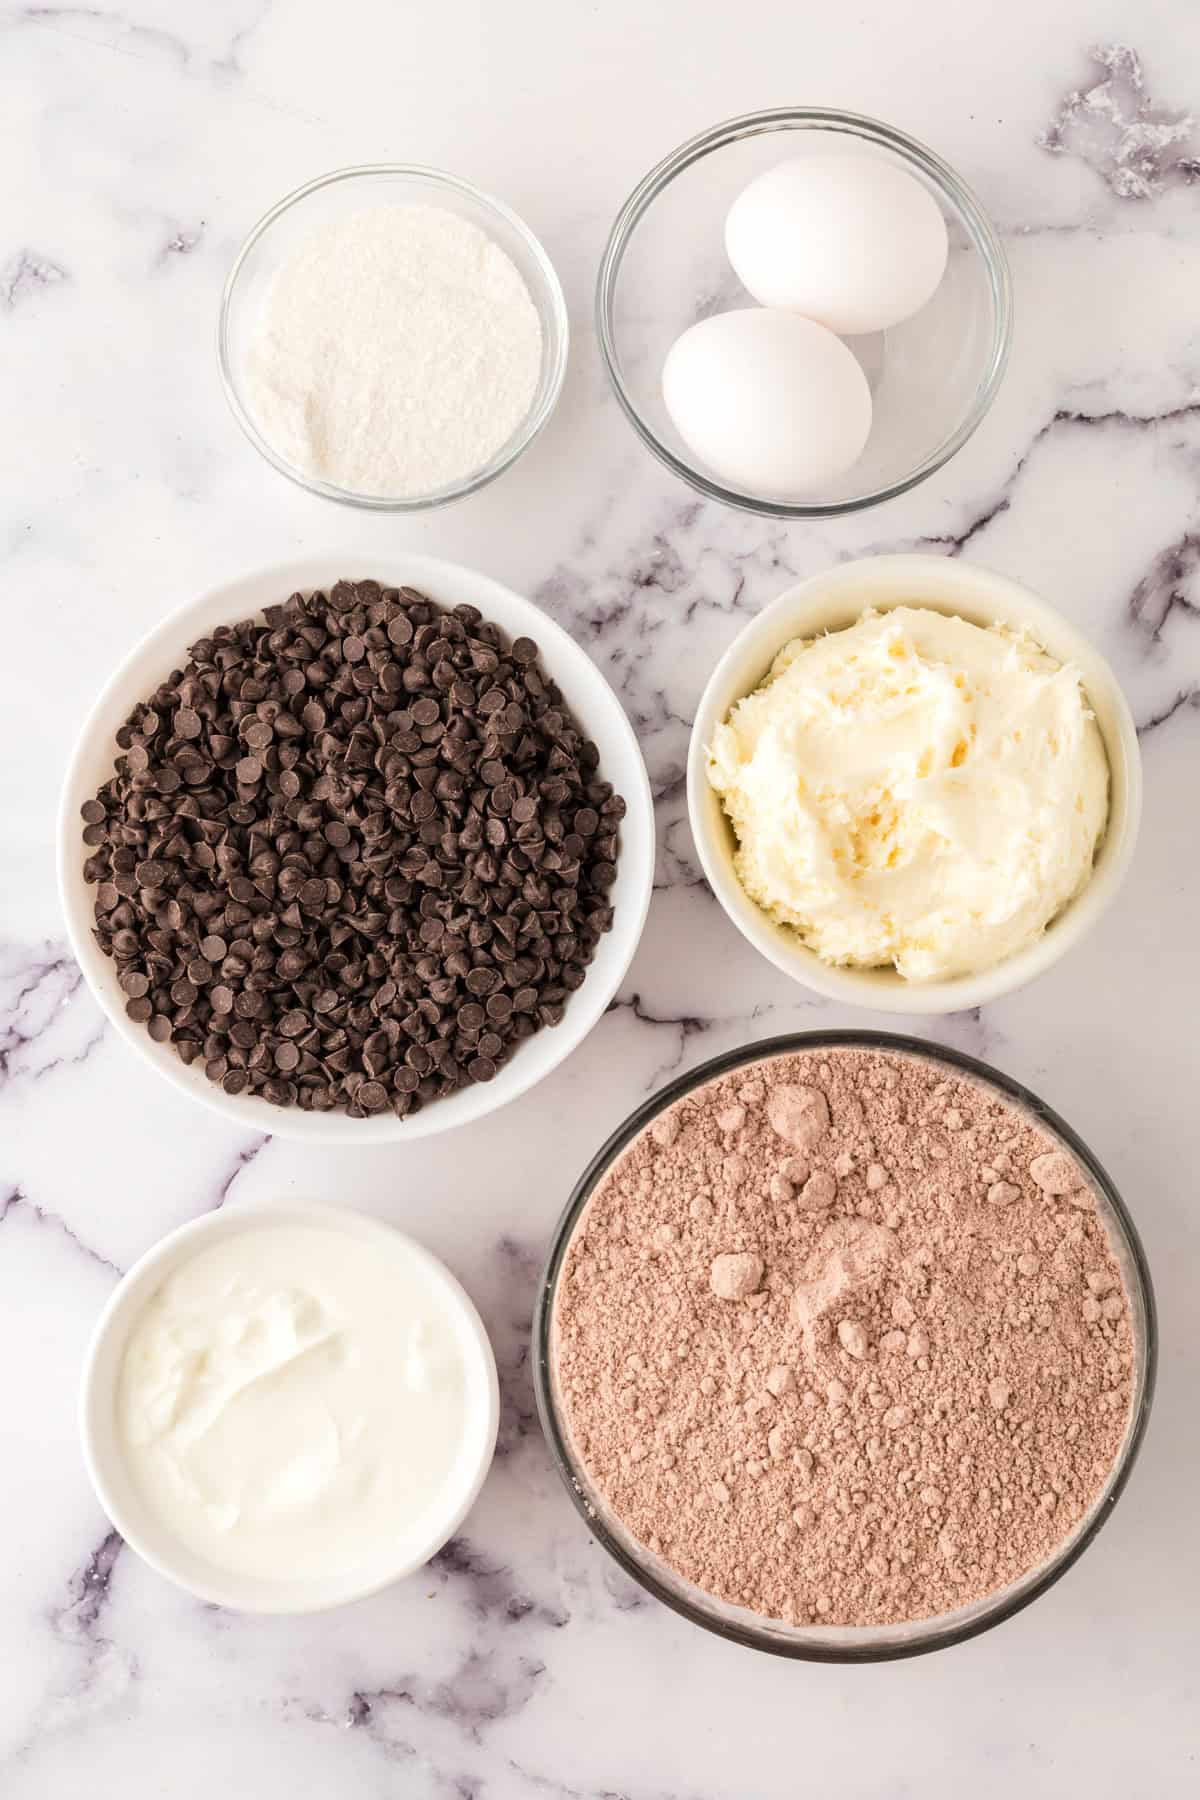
661;308;872;499
725;154;949;335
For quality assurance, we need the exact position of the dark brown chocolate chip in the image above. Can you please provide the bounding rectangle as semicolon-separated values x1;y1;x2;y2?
80;579;622;1118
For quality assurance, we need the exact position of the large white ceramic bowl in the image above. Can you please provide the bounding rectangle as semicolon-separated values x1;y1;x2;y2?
59;556;654;1140
687;554;1141;1014
80;1200;499;1613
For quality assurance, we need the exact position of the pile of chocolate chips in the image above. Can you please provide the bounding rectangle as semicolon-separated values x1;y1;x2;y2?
81;580;623;1117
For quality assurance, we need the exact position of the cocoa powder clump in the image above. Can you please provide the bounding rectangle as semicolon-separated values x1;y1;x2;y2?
551;1046;1136;1628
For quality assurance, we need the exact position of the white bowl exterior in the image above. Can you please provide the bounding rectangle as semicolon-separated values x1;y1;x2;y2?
80;1201;500;1613
687;554;1142;1014
58;556;654;1140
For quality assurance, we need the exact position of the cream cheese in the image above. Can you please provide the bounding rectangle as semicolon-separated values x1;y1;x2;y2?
706;606;1109;981
117;1221;473;1581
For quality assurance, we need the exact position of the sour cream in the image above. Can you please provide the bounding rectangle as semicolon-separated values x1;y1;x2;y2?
115;1217;489;1584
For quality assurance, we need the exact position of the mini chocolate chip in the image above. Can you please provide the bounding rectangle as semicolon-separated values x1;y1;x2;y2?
81;579;622;1118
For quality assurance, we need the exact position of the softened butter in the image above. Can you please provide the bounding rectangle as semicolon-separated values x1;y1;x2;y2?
706;606;1108;981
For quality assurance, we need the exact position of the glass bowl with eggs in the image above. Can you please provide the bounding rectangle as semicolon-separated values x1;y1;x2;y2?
597;109;1012;517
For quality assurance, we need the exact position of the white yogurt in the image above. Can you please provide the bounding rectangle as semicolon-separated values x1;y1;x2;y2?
116;1220;481;1582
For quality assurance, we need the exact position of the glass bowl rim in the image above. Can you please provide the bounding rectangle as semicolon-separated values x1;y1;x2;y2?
217;162;570;512
595;107;1014;520
532;1028;1157;1663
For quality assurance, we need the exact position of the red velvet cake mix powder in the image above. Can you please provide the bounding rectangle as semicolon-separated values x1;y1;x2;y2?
551;1045;1135;1628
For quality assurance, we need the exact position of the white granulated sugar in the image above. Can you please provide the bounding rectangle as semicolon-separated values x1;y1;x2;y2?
245;205;543;498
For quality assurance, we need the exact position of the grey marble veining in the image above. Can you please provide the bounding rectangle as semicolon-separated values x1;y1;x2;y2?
2;5;1200;1796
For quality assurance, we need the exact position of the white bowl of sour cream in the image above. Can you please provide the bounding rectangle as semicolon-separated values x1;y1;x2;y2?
80;1201;499;1612
687;554;1141;1014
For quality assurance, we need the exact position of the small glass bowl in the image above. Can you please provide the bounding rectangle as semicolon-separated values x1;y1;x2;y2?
218;165;569;510
533;1031;1156;1662
596;109;1012;518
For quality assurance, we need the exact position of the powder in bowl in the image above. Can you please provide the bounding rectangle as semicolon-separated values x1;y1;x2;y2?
244;205;542;498
550;1043;1136;1630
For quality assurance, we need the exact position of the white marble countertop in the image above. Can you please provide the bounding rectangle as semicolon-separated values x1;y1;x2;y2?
3;3;1199;1794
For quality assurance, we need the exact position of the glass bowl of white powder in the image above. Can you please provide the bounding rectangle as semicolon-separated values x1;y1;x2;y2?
219;165;569;509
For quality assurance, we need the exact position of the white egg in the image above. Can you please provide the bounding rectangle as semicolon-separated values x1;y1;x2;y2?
725;154;949;335
661;308;872;498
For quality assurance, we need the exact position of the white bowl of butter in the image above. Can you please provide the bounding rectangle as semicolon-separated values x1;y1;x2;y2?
687;554;1141;1013
80;1201;498;1612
